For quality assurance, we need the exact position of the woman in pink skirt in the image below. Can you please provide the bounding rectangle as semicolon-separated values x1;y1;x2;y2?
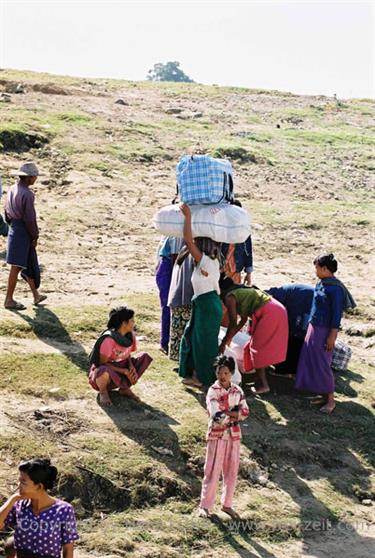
219;276;288;394
89;306;152;406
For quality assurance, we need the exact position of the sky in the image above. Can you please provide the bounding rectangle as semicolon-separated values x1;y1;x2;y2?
0;0;374;99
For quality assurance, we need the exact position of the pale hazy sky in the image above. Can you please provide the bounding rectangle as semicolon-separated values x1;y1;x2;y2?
1;0;374;98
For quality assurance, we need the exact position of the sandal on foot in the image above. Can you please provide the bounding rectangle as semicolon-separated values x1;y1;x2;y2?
221;507;241;520
4;301;26;310
182;378;203;388
34;295;47;305
319;403;336;415
251;386;271;395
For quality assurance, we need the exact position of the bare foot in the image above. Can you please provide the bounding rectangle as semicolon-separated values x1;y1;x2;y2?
251;386;270;395
99;391;112;406
198;507;210;518
320;402;336;415
119;388;141;402
221;506;241;520
34;294;47;305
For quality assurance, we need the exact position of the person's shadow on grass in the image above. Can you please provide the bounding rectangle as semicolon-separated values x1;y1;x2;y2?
101;393;202;501
16;305;88;370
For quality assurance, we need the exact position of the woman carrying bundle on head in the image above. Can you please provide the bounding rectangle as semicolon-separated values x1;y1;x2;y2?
0;458;79;558
295;253;356;415
178;203;223;388
219;276;288;394
89;306;152;406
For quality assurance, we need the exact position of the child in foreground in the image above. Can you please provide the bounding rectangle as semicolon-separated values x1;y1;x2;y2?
199;355;250;519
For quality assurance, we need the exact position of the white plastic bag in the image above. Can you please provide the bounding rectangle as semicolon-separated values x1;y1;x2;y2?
219;327;251;374
153;204;251;244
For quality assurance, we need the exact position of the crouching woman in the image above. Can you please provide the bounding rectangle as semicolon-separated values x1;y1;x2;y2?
0;458;78;558
89;306;152;406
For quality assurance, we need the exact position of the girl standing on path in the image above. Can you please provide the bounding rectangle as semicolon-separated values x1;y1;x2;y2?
178;203;223;388
4;162;47;310
295;253;356;415
199;355;249;519
0;458;78;558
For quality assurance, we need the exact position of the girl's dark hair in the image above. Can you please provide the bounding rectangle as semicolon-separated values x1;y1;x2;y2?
313;253;338;273
214;355;236;373
107;306;135;329
19;459;58;490
219;273;236;294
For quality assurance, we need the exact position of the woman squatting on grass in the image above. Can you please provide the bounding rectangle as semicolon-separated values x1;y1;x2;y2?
295;253;356;415
89;306;152;406
0;459;78;558
199;355;249;519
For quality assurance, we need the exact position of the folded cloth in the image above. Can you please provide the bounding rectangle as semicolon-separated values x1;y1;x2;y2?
89;329;133;367
21;246;41;289
322;277;356;310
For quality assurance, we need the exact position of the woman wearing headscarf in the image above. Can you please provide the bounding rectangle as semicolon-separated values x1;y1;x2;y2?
219;276;288;394
178;204;223;387
296;253;356;415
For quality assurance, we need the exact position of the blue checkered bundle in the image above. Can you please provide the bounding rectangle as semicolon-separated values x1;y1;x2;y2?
332;340;352;372
176;155;234;205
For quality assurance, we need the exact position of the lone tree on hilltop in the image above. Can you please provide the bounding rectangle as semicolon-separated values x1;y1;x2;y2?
147;61;194;83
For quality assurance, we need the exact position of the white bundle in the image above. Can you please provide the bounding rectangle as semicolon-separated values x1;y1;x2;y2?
219;327;251;374
153;203;251;244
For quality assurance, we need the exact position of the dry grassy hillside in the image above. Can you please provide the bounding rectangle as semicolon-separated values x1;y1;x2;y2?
0;69;374;558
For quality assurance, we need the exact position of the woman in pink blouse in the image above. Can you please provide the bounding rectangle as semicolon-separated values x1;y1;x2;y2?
89;306;152;406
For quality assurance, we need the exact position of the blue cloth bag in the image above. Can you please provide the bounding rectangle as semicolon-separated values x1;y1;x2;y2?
176;155;234;205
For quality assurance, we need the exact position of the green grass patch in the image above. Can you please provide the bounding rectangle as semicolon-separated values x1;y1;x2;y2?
0;353;89;398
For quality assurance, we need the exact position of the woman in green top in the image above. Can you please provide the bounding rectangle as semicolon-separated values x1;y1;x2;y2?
219;277;288;394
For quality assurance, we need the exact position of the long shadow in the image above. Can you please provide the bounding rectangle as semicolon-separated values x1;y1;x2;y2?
210;513;278;558
241;387;374;557
101;393;201;499
16;305;88;370
185;369;374;556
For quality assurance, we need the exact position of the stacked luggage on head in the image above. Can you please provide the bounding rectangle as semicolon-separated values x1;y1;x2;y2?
153;154;251;244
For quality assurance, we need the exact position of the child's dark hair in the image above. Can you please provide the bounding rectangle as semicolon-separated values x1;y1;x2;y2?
19;458;58;490
107;306;134;329
214;355;235;373
313;253;338;273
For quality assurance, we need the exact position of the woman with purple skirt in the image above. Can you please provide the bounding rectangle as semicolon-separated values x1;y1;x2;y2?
89;306;152;406
155;236;185;354
295;254;356;415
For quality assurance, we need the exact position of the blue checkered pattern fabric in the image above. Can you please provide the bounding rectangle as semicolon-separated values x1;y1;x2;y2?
332;340;352;371
176;155;233;205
